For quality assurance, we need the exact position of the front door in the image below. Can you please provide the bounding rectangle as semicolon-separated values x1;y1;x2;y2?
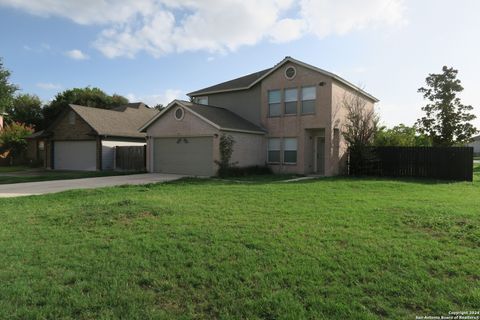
315;137;325;175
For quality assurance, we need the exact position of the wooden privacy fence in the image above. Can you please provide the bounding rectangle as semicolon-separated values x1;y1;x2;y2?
349;146;473;181
115;146;146;171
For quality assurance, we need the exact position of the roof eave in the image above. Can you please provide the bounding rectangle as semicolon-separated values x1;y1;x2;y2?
139;100;182;132
187;86;251;97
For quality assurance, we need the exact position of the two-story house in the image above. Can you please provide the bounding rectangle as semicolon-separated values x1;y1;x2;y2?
140;57;378;176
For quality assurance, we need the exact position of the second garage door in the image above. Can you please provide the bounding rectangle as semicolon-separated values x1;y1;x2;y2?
54;140;97;171
153;137;213;176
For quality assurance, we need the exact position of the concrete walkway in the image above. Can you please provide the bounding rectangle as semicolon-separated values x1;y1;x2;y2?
0;173;185;198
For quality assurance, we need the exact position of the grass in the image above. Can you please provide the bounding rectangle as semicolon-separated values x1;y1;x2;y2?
0;170;142;184
0;165;30;173
0;171;479;319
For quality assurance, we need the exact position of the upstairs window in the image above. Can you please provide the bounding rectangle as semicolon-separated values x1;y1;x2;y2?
283;138;298;164
268;90;281;117
267;138;281;163
284;88;298;115
301;86;316;114
195;96;208;105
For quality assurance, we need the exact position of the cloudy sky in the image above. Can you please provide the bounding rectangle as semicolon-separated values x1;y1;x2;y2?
0;0;478;127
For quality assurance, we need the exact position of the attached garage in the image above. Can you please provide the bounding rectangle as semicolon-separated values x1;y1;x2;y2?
153;137;213;176
54;140;97;171
141;100;267;177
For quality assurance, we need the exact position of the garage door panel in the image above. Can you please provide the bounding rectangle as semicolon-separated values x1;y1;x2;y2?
153;137;213;176
54;141;97;171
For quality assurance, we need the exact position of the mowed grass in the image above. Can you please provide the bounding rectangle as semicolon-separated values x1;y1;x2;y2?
0;172;479;319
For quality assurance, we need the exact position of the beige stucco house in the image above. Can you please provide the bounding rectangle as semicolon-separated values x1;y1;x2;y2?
141;57;378;176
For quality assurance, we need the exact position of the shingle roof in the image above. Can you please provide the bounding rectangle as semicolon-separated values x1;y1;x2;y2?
180;101;265;133
187;56;379;102
187;68;272;96
139;100;266;134
70;103;158;138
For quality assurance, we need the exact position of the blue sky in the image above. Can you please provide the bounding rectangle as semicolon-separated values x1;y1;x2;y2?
0;0;478;128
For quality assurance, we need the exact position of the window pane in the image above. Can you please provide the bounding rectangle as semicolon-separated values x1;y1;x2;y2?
284;138;297;151
285;102;297;114
284;88;297;102
269;103;281;117
268;138;281;150
196;97;208;105
268;90;281;104
301;100;315;114
302;86;316;100
268;151;281;163
284;151;297;163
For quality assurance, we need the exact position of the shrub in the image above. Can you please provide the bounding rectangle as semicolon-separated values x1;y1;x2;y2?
218;165;273;177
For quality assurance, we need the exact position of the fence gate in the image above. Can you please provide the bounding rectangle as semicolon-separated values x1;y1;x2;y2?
115;146;146;171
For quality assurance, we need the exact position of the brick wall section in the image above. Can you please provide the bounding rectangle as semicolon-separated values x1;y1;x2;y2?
260;62;333;175
45;110;98;169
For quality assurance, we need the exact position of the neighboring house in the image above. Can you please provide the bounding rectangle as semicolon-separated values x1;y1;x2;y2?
43;103;157;171
25;130;47;166
467;135;480;155
141;56;378;176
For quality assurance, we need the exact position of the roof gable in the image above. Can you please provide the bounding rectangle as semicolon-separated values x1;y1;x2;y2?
187;56;379;102
140;100;266;134
69;103;158;138
187;68;271;97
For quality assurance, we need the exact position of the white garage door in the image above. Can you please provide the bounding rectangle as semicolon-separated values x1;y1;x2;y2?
153;137;213;176
54;141;97;171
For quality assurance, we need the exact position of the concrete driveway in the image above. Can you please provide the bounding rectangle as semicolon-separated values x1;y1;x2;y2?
0;173;185;198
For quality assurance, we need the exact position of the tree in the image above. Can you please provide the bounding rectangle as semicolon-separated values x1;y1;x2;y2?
341;93;379;174
6;94;44;130
154;103;165;111
374;124;431;147
0;58;19;113
0;122;34;162
416;66;477;146
42;87;129;127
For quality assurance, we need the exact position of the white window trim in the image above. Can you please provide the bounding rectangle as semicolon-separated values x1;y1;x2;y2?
285;66;297;80
174;107;185;121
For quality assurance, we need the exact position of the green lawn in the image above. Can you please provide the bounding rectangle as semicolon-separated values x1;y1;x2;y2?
0;165;30;173
0;171;479;319
0;170;142;184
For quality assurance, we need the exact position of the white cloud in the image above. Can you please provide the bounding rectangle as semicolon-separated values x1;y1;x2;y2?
36;82;62;90
65;49;89;60
300;0;407;37
126;89;185;107
0;0;407;58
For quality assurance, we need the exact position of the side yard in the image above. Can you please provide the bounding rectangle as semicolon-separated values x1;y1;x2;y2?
0;168;478;319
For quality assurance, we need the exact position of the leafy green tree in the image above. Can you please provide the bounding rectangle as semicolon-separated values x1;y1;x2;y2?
0;58;19;113
416;66;477;146
375;124;431;147
43;87;129;127
0;122;34;161
6;94;44;130
154;103;165;111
